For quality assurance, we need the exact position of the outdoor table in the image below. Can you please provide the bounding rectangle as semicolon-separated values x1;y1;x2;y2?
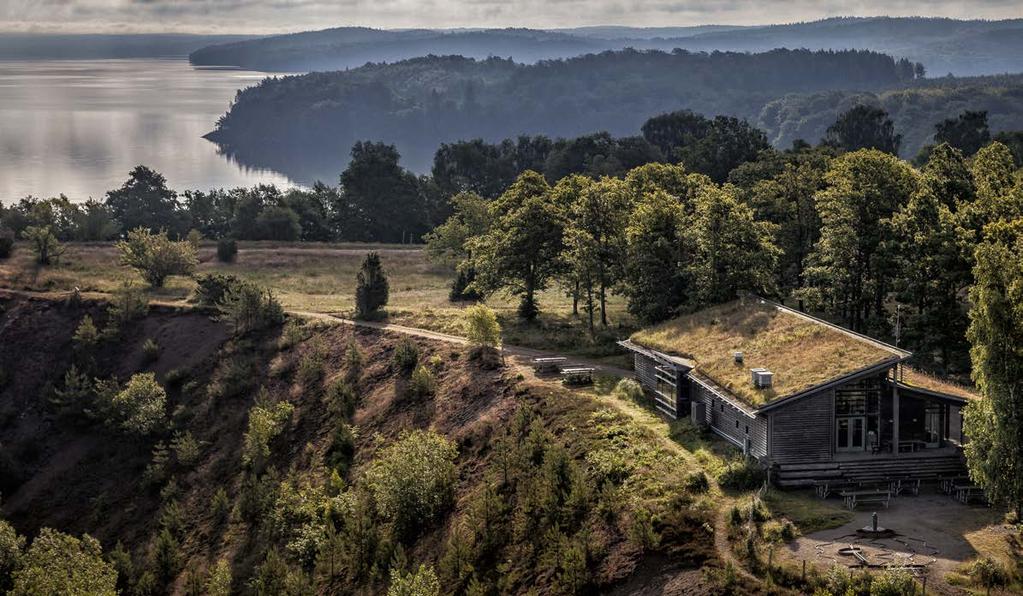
532;356;567;374
560;367;595;386
840;488;891;510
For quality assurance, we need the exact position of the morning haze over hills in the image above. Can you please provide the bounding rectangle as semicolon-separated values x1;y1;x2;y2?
178;17;1023;182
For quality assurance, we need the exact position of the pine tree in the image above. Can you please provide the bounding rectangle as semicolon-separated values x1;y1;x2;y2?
355;252;389;319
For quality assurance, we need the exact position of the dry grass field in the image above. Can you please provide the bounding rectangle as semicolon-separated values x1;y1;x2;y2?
0;241;635;361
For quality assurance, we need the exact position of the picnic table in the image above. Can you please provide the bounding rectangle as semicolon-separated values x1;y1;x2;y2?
840;488;891;510
815;480;858;499
560;366;595;386
532;356;567;374
954;484;987;505
940;475;971;495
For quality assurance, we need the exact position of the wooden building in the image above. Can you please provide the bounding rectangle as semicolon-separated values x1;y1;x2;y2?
620;297;977;486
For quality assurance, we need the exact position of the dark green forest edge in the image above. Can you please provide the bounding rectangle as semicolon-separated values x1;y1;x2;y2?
202;48;1023;179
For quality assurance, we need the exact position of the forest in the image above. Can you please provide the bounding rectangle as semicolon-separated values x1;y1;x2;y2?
188;18;1023;77
206;48;922;177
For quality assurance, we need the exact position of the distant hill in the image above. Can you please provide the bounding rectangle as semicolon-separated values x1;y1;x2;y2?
188;17;1023;76
0;33;257;60
206;48;918;181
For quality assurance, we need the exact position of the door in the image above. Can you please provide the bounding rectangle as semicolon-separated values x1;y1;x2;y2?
836;417;866;452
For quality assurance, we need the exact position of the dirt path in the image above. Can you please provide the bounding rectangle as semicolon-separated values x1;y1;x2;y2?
291;310;636;379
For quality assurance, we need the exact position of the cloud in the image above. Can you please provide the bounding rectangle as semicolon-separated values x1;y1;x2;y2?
1;0;1021;33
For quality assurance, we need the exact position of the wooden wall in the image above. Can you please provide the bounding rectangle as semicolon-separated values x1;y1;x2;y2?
768;389;834;463
693;381;768;458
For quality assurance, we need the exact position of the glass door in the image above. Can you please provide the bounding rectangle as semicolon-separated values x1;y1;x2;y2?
923;404;942;447
836;417;866;452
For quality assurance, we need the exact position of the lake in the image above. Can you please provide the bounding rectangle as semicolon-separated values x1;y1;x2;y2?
0;59;299;204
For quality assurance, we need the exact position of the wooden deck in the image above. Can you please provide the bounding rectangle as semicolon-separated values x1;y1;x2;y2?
773;449;966;488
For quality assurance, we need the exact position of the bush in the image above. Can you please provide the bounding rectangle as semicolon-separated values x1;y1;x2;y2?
171;431;200;467
73;315;100;354
186;229;203;249
22;225;64;265
0;519;24;594
344;339;363;385
355;251;389;318
326;422;356;475
0;228;13;259
966;557;1009;591
216;238;238;263
116;227;198;287
205;559;232;596
219;282;285;336
388;564;440;596
242;389;295;471
142;338;160;363
407;365;437;399
393;339;420;375
717;459;767;491
112;373;167;436
465;304;501;353
611;378;645;403
364;430;457;540
324;378;357;419
11;528;117;595
869;567;917;596
211;488;231;526
448;267;482;302
193;273;243;307
296;345;325;388
105;280;147;334
683;471;710;493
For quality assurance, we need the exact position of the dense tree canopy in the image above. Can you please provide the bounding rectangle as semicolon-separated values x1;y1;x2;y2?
823;105;902;155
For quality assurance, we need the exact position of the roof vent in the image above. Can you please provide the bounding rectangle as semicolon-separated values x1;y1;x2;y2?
733;351;744;364
751;368;774;389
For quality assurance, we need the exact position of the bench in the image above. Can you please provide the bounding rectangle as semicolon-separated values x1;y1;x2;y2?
940;476;970;495
955;484;988;505
532;356;567;374
841;489;891;510
561;367;595;386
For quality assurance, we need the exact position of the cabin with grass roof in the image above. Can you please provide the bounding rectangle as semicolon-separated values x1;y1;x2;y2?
620;296;979;486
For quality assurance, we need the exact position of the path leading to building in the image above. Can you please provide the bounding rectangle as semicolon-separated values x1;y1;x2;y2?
291;310;636;379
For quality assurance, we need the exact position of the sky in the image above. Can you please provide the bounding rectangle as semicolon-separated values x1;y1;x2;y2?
1;0;1021;34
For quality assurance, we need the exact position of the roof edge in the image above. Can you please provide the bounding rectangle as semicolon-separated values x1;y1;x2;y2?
754;356;908;413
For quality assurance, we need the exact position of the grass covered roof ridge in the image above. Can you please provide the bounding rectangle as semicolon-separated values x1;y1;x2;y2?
629;298;906;406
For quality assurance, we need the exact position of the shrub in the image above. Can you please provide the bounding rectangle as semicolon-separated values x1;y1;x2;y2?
465;304;501;352
105;280;147;334
869;566;917;595
364;430;457;540
344;339;363;385
116;227;198;287
388;564;440;596
112;373;167;436
407;365;437;399
448;266;482;302
151;527;182;587
683;470;710;493
326;422;356;475
171;431;200;467
186;229;203;249
51;364;94;417
966;557;1008;591
355;251;389;318
392;339;420;375
22;225;64;265
11;528;117;595
219;282;285;336
205;559;232;596
73;315;100;354
296;345;325;388
0;519;24;593
0;228;13;259
611;378;645;403
242;389;295;471
211;488;231;526
717;459;767;491
216;238;238;263
142;338;160;363
324;378;357;419
193;273;242;307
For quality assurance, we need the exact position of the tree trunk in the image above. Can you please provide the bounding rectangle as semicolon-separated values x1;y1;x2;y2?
599;284;608;327
572;280;579;316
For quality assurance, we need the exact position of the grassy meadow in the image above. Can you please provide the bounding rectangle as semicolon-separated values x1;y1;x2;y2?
0;241;636;361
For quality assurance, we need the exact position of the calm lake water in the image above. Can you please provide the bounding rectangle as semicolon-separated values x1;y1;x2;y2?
0;59;296;203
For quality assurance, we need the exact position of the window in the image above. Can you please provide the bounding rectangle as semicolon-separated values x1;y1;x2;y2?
745;425;749;434
735;420;739;428
720;403;725;412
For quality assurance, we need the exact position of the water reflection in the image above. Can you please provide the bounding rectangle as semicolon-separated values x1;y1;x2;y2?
0;59;297;202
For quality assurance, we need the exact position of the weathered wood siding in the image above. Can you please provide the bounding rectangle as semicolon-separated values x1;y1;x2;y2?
768;389;834;463
634;353;658;390
691;381;766;458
